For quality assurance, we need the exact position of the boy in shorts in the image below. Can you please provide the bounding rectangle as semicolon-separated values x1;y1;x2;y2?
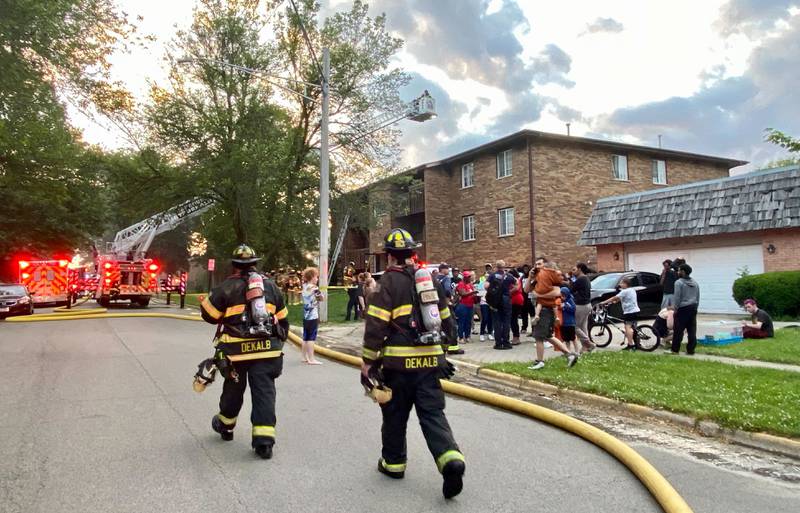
301;267;324;365
559;286;579;354
599;277;639;350
528;262;578;370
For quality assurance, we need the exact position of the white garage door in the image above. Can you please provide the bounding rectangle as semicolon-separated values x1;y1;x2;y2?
627;245;764;314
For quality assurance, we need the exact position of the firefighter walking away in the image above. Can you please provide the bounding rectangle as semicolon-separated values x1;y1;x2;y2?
199;244;289;459
361;228;466;499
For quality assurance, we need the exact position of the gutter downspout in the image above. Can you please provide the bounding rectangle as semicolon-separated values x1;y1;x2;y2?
527;135;536;262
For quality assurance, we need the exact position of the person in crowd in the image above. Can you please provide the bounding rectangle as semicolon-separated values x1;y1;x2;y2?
509;269;525;345
344;261;359;321
437;263;453;303
559;287;579;354
356;273;368;320
487;260;515;350
363;271;378;306
599;276;639;350
301;267;324;365
528;261;579;369
455;271;478;345
571;263;595;353
669;263;700;355
477;271;493;342
519;264;532;335
660;259;678;309
742;299;774;338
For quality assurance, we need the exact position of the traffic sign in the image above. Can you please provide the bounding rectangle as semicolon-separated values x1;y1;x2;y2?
208;259;215;271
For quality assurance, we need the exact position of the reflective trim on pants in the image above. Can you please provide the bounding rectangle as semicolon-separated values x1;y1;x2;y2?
436;449;466;473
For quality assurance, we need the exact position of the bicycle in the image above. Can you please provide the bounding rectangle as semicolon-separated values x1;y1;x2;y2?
588;305;661;351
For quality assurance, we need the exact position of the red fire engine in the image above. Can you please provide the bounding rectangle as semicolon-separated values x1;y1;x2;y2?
18;259;70;306
95;256;159;307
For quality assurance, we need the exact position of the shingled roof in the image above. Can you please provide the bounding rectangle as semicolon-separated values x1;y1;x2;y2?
578;165;800;246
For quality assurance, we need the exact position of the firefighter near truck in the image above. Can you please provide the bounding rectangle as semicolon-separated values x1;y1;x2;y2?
18;259;70;306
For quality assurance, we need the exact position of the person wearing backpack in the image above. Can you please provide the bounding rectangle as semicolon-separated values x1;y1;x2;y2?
486;260;515;350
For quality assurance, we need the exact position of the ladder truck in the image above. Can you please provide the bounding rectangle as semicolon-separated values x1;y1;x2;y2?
95;197;214;307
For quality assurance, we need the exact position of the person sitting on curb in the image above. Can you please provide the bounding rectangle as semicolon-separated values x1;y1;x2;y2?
742;299;774;339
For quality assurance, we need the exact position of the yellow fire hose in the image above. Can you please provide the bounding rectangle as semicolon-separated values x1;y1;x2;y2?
6;308;693;513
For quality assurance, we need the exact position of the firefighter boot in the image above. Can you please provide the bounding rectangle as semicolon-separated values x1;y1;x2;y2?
377;458;405;479
211;415;234;441
441;459;465;499
254;444;273;460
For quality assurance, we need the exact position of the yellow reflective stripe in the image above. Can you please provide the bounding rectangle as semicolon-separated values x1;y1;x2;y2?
224;304;245;317
216;413;237;426
439;307;451;320
392;304;413;318
218;333;267;343
448;344;461;350
252;425;275;438
367;304;391;322
380;458;406;472
436;450;465;472
201;298;223;319
362;347;381;360
383;345;444;357
227;350;283;362
265;303;277;314
275;307;288;320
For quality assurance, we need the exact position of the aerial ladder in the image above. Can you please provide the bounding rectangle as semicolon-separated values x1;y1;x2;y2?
94;197;214;307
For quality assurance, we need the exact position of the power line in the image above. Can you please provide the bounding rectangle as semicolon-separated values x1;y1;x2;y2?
287;0;324;81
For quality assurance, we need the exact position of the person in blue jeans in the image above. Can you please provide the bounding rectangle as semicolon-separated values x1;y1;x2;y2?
489;260;515;350
454;272;478;344
477;273;493;342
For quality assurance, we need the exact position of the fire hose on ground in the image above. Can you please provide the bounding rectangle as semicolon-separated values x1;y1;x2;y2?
6;307;693;513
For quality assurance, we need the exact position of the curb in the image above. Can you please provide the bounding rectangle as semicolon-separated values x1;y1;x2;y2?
475;367;800;460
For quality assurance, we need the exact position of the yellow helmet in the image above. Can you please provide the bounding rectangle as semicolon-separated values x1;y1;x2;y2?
383;228;421;251
231;244;260;264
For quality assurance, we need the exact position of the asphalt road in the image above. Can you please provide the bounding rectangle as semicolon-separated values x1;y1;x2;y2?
1;315;798;513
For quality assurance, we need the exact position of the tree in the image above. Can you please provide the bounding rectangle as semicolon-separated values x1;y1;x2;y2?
146;0;312;269
145;0;411;269
764;129;800;154
0;0;132;278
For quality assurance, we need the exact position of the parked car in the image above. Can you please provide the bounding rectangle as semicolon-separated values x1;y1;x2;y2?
0;283;35;319
590;271;663;319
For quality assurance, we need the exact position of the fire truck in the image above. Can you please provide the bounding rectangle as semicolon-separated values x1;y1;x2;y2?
95;197;214;307
95;256;160;307
18;259;70;306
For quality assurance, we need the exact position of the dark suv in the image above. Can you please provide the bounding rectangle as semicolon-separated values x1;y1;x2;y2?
590;271;663;318
0;284;34;319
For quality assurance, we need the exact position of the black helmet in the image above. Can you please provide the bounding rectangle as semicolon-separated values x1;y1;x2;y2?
231;244;261;264
383;228;421;252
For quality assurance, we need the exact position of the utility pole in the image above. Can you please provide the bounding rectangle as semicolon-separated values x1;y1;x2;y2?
319;48;331;322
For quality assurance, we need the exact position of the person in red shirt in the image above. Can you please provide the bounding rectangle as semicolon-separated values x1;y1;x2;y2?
455;272;478;344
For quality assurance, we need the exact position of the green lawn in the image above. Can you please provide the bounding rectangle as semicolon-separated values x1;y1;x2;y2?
485;352;800;438
160;289;361;327
696;328;800;366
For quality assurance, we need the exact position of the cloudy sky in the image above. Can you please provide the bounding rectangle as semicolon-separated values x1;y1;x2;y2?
77;0;800;172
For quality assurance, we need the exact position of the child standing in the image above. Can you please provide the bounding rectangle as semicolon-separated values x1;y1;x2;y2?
301;267;324;365
599;277;639;350
559;287;579;354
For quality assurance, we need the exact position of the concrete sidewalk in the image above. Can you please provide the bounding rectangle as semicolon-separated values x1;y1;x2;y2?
314;318;800;373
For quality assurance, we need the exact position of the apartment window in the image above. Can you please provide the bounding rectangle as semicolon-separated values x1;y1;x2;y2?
461;162;474;188
498;207;515;237
496;149;512;178
462;215;476;241
652;159;667;185
612;154;628;181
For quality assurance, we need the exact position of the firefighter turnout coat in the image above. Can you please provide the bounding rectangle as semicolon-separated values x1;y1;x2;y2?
200;270;289;362
361;264;455;371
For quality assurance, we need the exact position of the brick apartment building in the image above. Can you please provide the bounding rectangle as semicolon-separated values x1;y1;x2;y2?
339;129;746;275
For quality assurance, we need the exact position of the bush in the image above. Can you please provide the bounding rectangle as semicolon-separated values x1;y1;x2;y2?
732;271;800;317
